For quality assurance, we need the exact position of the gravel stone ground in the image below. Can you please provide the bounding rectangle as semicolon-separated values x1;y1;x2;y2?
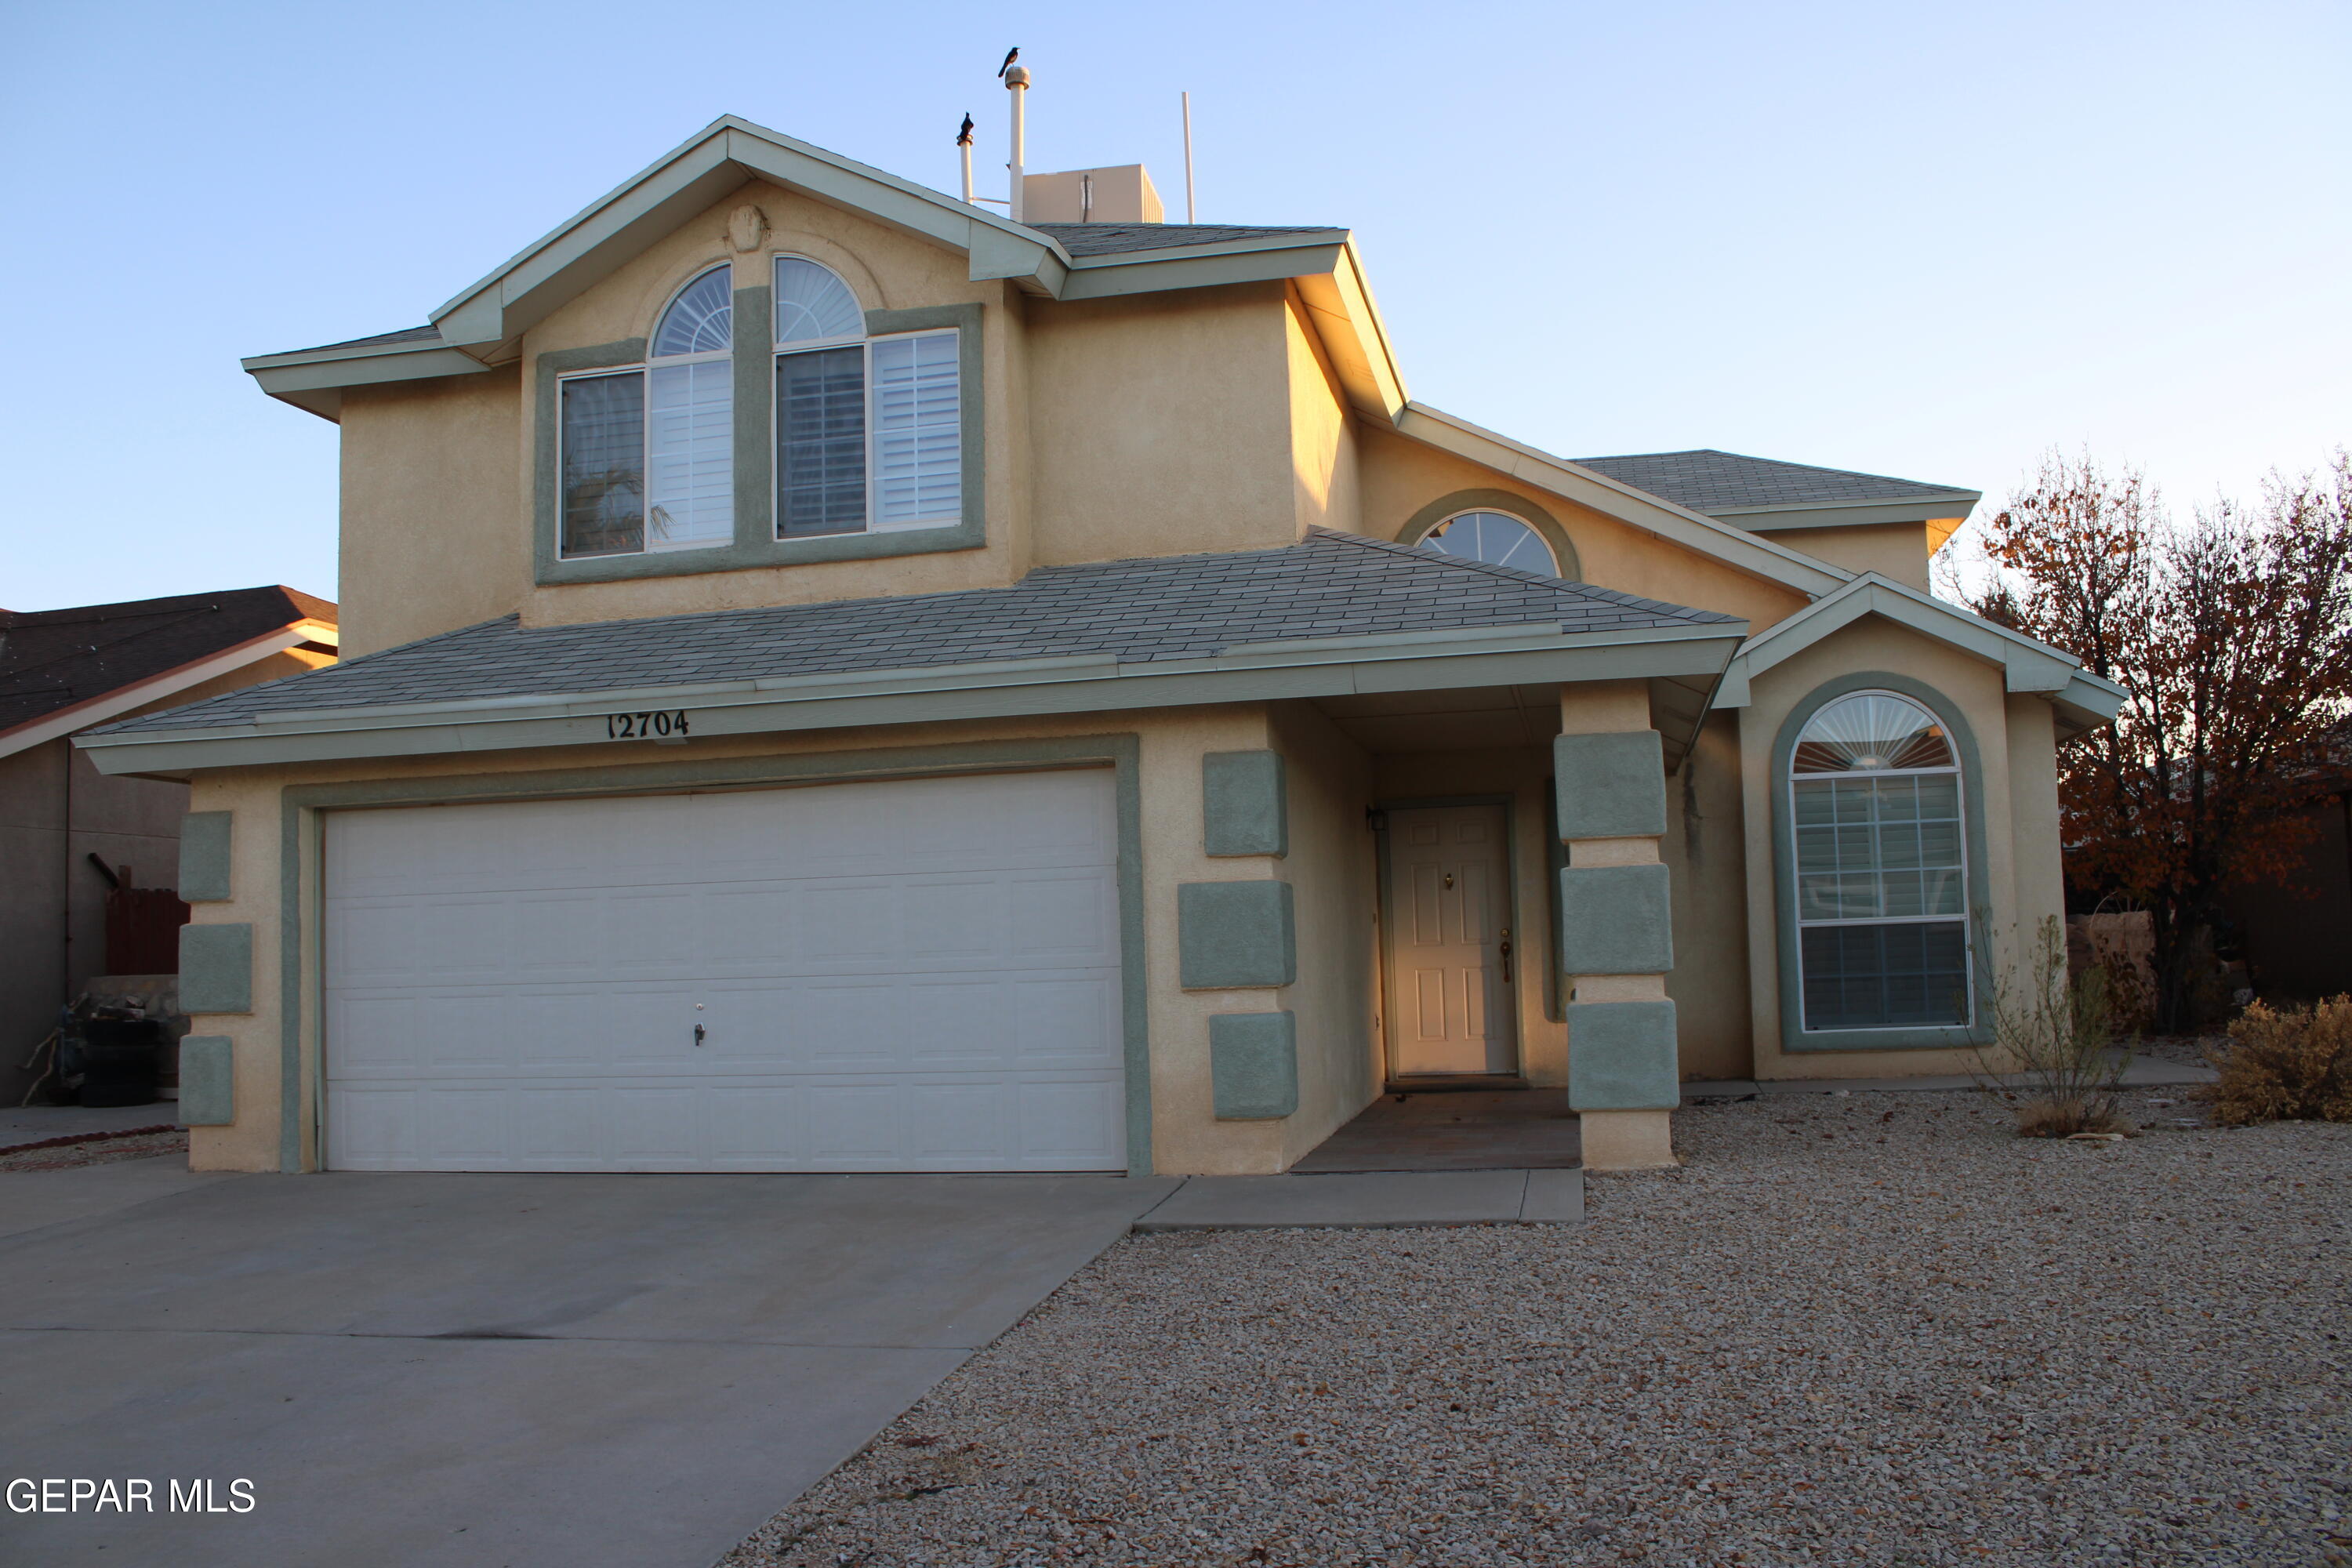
723;1087;2350;1568
0;1127;187;1171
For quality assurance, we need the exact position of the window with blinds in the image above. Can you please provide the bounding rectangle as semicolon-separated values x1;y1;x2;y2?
773;256;962;539
1790;691;1972;1031
557;266;734;560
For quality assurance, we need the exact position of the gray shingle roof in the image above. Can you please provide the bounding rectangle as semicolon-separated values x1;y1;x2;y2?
97;530;1735;735
1030;223;1341;257
1576;450;1976;514
2;586;336;736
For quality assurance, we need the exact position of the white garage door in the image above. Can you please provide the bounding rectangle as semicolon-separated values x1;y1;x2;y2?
321;769;1124;1173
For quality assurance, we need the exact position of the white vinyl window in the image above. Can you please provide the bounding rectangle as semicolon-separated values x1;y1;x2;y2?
1790;691;1971;1031
557;266;735;559
1420;510;1559;577
773;256;961;538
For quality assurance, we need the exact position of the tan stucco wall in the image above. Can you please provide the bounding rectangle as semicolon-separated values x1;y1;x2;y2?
1762;521;1933;591
1026;281;1300;564
1265;702;1378;1166
176;702;1395;1178
1367;746;1569;1087
1663;710;1755;1080
1353;426;1813;626
1285;292;1361;539
1733;615;2064;1080
339;368;523;655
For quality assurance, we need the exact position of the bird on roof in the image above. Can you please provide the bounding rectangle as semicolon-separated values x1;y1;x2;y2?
956;113;974;147
997;46;1018;78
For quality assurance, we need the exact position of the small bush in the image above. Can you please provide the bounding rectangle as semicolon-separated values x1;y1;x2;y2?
2205;996;2352;1125
1980;916;2133;1138
2015;1096;2134;1139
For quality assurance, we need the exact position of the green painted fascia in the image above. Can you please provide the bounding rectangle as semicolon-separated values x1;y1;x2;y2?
81;630;1748;778
1768;671;1993;1053
1395;488;1584;583
1056;242;1346;302
179;811;234;902
1716;496;1980;532
274;735;1153;1174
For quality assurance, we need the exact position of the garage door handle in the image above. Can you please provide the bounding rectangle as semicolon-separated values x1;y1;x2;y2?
693;1023;706;1047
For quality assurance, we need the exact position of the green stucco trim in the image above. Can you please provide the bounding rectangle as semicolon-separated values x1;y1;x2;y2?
1541;784;1566;1023
274;735;1152;1176
731;283;775;545
1554;731;1668;840
1201;750;1288;858
177;1036;235;1126
179;811;233;902
1566;1000;1680;1110
531;303;988;585
1770;671;1992;1053
1396;488;1584;583
1558;862;1673;976
1210;1011;1298;1119
1178;880;1297;989
178;924;253;1014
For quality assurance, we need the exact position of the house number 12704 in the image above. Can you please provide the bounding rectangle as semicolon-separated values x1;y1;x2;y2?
605;710;689;739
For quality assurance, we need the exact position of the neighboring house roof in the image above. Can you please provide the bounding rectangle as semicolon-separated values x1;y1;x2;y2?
80;532;1747;775
1029;223;1342;257
0;586;339;760
1577;449;1980;539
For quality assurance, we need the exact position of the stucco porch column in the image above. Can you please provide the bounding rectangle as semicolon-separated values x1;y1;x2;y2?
1555;682;1679;1170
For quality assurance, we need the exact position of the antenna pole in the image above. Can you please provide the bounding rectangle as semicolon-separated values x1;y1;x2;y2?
1181;91;1196;223
1006;64;1031;223
960;138;975;205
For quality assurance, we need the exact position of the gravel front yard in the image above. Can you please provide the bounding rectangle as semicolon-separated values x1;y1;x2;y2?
0;1127;187;1171
725;1087;2350;1567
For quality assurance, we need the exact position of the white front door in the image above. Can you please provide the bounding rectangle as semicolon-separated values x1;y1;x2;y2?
1384;803;1519;1077
320;768;1125;1173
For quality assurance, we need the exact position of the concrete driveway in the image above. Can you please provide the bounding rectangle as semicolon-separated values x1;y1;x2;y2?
1;1159;1177;1566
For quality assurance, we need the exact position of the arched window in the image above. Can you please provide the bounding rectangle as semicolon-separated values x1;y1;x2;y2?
1791;691;1970;1030
774;256;962;539
1419;510;1559;577
556;265;735;559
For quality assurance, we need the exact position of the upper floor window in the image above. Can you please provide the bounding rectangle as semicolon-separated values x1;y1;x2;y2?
1420;510;1559;576
557;266;735;559
774;256;961;539
1791;691;1969;1031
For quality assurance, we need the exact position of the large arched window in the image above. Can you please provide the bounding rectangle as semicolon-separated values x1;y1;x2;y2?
556;265;735;559
1419;510;1559;577
1791;691;1970;1030
774;256;962;539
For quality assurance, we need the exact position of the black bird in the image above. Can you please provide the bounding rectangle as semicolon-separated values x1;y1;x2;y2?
997;46;1019;78
956;113;974;147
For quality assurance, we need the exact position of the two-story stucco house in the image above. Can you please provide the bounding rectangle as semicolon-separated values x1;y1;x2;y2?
80;117;2123;1177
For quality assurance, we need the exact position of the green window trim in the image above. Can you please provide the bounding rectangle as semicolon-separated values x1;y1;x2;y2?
1770;672;1993;1052
533;299;985;586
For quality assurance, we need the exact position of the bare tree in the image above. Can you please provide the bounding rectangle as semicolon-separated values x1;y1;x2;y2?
1965;451;2352;1032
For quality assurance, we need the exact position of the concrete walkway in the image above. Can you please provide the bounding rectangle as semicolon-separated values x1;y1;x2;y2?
2;1161;1176;1568
1134;1167;1584;1230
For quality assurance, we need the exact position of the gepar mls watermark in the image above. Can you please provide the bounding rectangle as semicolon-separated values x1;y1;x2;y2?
9;1478;255;1514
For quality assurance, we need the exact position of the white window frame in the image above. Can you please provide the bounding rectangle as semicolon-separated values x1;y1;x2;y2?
554;263;735;562
1787;688;1973;1032
1423;508;1559;576
771;318;963;539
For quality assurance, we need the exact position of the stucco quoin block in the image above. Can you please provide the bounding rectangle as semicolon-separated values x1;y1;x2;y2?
177;924;255;1015
1567;1000;1680;1110
176;1036;236;1125
178;811;234;902
1178;880;1298;989
1210;1011;1298;1119
1201;750;1288;858
1558;863;1673;975
1552;731;1667;840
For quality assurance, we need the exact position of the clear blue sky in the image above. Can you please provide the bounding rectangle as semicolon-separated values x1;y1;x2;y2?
2;0;2344;612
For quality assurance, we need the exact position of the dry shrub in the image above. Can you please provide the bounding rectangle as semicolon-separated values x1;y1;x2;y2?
1979;916;2134;1138
2015;1096;2133;1139
2205;996;2352;1125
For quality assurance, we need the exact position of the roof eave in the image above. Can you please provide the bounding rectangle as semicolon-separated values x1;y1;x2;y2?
1707;494;1982;532
77;619;1745;779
